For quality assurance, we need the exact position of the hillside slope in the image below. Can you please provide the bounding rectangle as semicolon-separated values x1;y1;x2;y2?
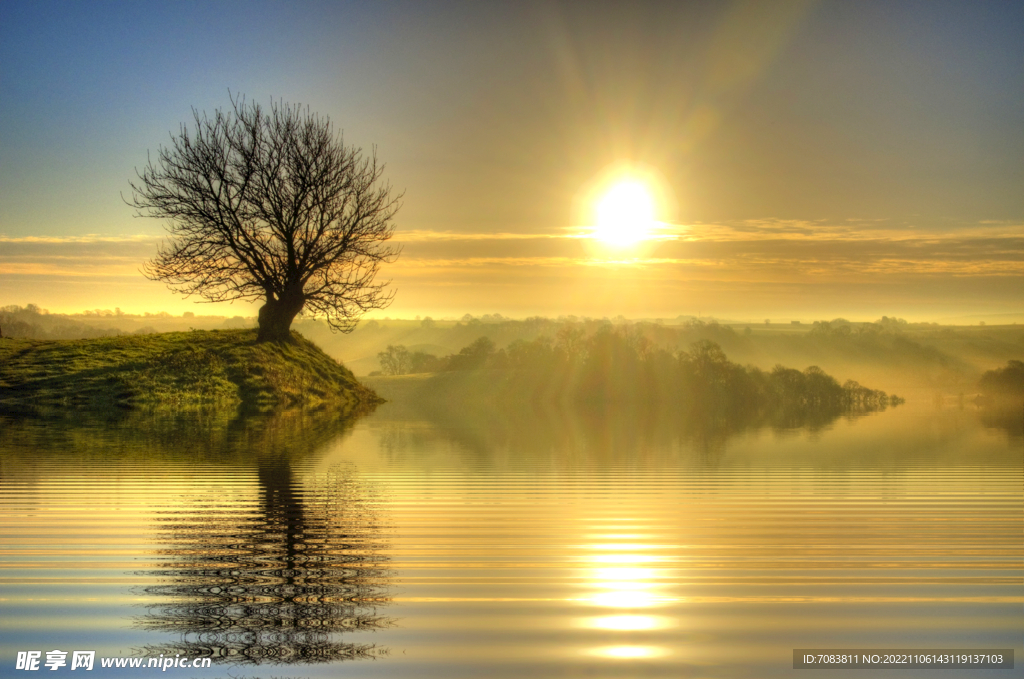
0;329;378;410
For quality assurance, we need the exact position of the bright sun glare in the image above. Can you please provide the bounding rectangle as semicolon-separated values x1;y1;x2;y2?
593;180;655;247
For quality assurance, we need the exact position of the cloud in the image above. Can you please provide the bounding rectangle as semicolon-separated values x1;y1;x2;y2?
5;223;1023;281
396;230;573;242
2;223;1020;319
389;220;1024;281
0;236;156;277
0;234;161;244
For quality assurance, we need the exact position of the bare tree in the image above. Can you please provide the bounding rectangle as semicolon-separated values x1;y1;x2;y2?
129;95;400;342
377;344;411;376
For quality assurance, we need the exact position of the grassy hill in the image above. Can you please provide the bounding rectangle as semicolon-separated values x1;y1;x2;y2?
0;329;378;411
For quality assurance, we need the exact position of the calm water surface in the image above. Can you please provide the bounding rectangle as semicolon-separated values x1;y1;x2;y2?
1;399;1021;678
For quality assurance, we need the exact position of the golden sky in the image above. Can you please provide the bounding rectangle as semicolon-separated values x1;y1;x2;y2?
1;1;1021;321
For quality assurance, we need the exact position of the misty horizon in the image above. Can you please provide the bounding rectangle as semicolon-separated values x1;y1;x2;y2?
4;302;1024;327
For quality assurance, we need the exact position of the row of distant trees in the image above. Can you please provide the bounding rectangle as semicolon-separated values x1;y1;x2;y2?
377;326;900;411
365;314;972;376
376;344;446;375
978;360;1024;398
0;305;254;339
0;305;125;340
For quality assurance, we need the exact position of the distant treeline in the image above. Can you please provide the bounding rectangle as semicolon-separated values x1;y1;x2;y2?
0;304;124;339
0;304;250;339
978;360;1024;398
371;315;952;376
376;326;901;413
326;312;1024;386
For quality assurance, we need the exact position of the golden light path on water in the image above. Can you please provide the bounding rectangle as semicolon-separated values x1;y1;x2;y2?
578;538;675;659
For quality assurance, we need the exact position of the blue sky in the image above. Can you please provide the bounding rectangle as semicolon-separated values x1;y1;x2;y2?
1;0;1021;320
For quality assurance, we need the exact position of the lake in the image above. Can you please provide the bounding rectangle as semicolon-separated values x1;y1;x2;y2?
1;395;1021;678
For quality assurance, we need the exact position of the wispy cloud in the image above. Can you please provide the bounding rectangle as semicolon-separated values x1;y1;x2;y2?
389;220;1024;281
0;236;154;277
397;230;573;242
398;219;1024;245
0;234;161;244
4;223;1022;285
673;220;1024;242
0;262;142;277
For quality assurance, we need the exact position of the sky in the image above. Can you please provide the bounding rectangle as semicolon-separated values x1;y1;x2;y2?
1;0;1022;322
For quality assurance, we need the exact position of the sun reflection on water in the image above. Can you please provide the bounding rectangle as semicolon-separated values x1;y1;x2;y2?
581;564;676;608
588;645;670;659
591;566;657;585
587;589;668;608
582;614;670;631
590;552;670;564
576;536;680;659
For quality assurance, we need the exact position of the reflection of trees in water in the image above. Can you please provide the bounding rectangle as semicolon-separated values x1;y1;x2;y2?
976;401;1024;442
0;405;367;472
370;397;882;469
365;334;907;469
134;457;393;664
1;406;394;663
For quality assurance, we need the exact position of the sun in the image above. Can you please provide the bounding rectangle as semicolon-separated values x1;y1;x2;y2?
593;180;656;247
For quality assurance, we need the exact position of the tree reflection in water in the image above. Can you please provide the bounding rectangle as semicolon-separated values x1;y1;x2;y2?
976;400;1024;443
371;395;891;470
130;413;393;665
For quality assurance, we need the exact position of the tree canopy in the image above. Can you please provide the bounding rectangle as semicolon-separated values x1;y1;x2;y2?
129;95;400;342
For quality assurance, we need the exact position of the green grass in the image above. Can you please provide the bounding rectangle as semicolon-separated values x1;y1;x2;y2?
0;329;379;410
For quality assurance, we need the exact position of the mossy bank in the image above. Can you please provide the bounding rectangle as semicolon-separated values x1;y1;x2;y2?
0;329;379;410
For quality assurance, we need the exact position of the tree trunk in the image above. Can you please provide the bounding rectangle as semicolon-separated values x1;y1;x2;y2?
256;287;305;342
